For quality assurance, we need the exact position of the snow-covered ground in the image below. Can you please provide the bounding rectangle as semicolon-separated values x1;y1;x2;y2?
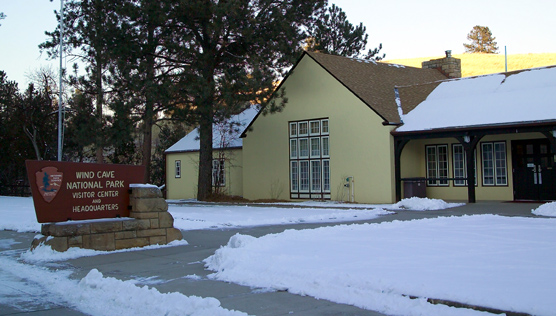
2;195;556;315
206;215;556;316
0;195;464;233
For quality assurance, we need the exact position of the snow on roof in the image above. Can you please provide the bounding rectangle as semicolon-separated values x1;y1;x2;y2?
396;66;556;132
165;106;259;153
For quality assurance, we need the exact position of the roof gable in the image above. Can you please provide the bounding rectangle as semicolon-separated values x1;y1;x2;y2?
305;52;448;123
395;65;556;132
166;106;258;153
241;52;448;137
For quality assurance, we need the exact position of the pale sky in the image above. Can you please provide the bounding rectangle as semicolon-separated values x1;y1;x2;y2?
1;0;555;87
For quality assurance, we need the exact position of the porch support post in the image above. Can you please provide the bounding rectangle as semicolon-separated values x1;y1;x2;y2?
394;137;410;202
456;134;483;203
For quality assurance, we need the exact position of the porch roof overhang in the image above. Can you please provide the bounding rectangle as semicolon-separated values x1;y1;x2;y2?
391;120;556;141
392;120;556;204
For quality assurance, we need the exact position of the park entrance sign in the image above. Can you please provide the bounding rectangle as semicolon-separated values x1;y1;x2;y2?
26;160;145;223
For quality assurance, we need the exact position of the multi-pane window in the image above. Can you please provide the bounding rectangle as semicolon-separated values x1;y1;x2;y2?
426;145;448;186
212;159;225;187
175;160;181;178
482;142;507;186
452;144;477;186
290;119;330;199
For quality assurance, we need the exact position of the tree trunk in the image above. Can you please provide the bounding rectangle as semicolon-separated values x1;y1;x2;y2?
197;110;213;201
23;126;42;161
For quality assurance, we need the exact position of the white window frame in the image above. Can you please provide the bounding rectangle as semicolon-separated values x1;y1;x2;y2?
481;142;507;186
290;139;298;159
299;160;310;192
175;160;181;178
291;161;299;192
321;136;330;158
289;122;297;137
309;120;320;136
426;145;449;186
310;160;321;191
321;119;329;135
310;137;320;158
322;159;330;193
299;138;309;159
452;144;477;186
298;121;308;137
289;118;330;199
212;159;225;187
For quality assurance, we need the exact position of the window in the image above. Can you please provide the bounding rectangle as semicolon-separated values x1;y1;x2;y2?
310;138;320;158
212;159;225;187
289;118;330;199
290;139;298;159
482;142;507;186
310;120;320;135
322;160;330;192
298;121;308;136
289;122;297;137
299;138;309;158
291;161;299;191
426;145;448;186
321;119;329;135
452;144;477;186
322;137;330;157
175;160;181;178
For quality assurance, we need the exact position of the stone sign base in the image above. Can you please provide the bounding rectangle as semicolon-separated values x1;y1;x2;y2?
32;185;183;252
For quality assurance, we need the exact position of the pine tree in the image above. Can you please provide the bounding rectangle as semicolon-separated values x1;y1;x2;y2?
64;91;98;162
0;71;29;195
108;0;177;182
40;0;121;163
464;25;498;54
166;0;327;200
150;123;189;187
306;4;384;60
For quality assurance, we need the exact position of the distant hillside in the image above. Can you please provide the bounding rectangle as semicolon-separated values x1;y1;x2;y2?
385;53;556;78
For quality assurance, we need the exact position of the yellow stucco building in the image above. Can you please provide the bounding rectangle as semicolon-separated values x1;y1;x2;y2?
166;52;556;203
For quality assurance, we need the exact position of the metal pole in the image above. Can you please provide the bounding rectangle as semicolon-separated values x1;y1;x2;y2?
505;46;507;73
57;0;64;161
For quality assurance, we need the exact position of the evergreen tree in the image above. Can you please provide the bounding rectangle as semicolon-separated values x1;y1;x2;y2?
306;4;384;60
108;0;176;181
0;12;6;26
150;123;189;187
64;90;98;162
0;71;29;195
166;0;327;200
15;83;58;161
464;25;498;53
40;0;120;163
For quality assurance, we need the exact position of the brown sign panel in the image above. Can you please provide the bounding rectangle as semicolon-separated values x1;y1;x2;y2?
26;160;145;223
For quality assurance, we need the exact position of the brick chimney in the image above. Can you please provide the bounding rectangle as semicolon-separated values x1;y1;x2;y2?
422;50;461;78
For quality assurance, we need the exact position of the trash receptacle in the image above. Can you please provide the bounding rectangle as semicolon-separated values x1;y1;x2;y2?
403;178;426;199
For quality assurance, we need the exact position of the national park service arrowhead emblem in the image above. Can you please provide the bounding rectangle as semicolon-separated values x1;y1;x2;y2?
35;167;63;203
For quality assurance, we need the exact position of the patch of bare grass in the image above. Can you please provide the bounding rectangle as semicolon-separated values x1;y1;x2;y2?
385;53;556;77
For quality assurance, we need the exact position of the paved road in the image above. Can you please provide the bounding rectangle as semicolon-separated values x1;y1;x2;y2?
0;201;541;315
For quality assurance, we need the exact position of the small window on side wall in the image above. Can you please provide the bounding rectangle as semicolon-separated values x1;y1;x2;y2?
175;160;181;178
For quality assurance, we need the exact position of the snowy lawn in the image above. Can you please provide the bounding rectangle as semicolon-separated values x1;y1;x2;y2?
205;215;556;316
0;256;245;316
1;195;464;233
3;195;556;315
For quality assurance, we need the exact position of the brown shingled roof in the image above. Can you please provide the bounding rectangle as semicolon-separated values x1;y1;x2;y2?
306;52;447;123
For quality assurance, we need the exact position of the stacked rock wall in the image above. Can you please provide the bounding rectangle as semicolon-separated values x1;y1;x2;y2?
32;185;183;252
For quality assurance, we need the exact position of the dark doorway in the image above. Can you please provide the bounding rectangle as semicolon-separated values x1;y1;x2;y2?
512;139;556;201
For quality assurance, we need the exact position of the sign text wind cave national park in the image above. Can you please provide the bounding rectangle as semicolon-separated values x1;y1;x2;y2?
26;160;145;223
